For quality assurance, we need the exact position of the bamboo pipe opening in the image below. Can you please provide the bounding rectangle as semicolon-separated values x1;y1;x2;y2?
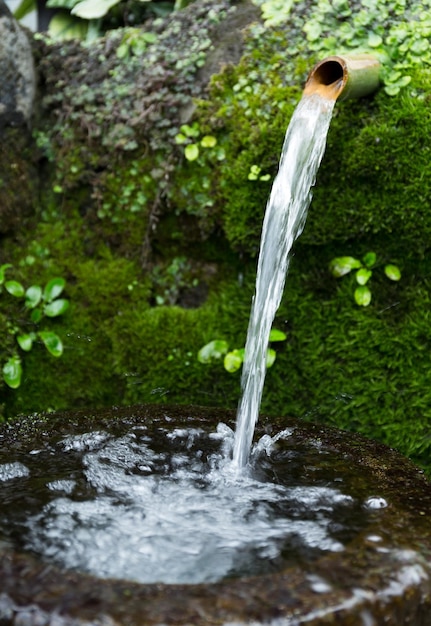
303;55;381;101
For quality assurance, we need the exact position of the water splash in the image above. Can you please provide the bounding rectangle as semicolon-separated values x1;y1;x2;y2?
233;93;336;468
21;425;359;585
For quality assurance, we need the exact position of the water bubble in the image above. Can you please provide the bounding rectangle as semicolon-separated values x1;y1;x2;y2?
366;534;383;543
363;496;388;510
308;575;332;594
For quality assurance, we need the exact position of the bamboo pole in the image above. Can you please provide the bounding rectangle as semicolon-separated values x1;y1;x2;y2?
303;54;381;101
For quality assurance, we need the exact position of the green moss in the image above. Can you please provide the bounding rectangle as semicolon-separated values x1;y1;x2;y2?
106;279;255;407
204;64;431;254
3;315;118;418
168;48;304;254
2;220;431;475
0;128;38;234
31;0;234;257
254;244;431;474
0;311;16;421
305;69;431;249
0;244;150;418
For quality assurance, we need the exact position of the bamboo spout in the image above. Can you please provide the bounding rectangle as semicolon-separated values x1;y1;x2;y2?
303;54;381;101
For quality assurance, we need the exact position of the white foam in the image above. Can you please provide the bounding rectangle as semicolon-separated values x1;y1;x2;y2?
24;429;355;584
0;462;30;481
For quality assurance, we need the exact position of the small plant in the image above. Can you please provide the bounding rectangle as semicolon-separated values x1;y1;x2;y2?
198;328;287;373
116;30;158;59
252;0;431;96
150;256;198;306
16;0;174;40
247;164;271;182
175;123;225;163
329;252;401;306
0;264;70;389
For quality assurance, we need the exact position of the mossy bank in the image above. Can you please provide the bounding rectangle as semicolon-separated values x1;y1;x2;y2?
1;0;431;474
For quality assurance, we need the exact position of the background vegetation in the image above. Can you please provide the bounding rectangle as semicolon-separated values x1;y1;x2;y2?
2;0;431;475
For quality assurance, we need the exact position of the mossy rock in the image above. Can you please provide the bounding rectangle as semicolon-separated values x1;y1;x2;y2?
306;70;431;249
0;128;38;235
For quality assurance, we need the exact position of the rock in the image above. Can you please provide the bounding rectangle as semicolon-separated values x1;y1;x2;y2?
0;0;35;129
0;1;37;234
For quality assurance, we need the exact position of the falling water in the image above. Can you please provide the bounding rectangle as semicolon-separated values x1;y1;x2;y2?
233;93;337;468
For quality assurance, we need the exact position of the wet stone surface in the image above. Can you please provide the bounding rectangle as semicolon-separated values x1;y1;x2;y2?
0;404;431;625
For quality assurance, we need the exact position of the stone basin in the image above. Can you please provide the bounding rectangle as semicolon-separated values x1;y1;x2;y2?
0;403;431;625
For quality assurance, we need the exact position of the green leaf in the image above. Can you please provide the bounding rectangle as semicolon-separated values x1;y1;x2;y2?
354;285;372;306
0;264;12;285
303;20;322;42
261;0;294;26
384;264;401;281
175;133;187;144
48;12;89;40
184;143;199;161
25;285;42;309
43;277;66;303
383;74;411;96
410;39;429;54
3;356;22;389
269;329;287;342
329;257;362;278
5;281;25;298
368;32;383;47
116;43;130;59
384;84;401;96
17;333;35;352
142;32;157;44
197;340;229;363
215;147;226;161
266;348;276;368
180;124;200;138
355;268;372;286
13;0;35;20
38;331;64;357
30;308;43;324
362;252;377;268
224;349;243;373
71;0;121;19
248;165;261;180
200;135;217;148
47;0;80;8
44;298;70;318
396;75;412;88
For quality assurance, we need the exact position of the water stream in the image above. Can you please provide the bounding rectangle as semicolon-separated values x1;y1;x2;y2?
233;93;336;468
